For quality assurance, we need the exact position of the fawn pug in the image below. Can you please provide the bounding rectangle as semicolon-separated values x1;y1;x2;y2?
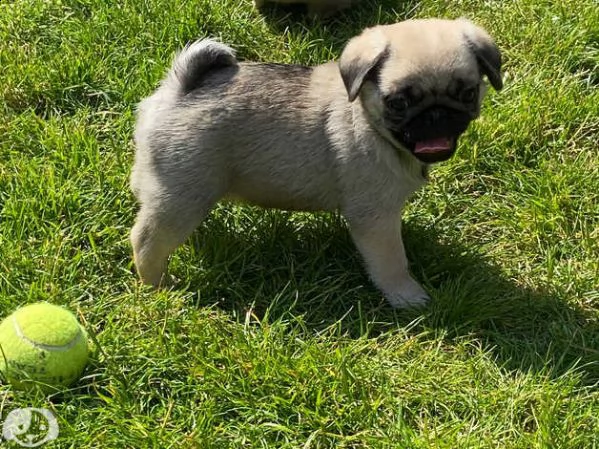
130;18;502;307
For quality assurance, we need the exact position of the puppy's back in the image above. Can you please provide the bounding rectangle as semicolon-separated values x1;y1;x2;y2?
134;43;346;212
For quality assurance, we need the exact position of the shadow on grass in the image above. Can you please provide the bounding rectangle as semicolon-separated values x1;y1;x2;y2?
183;206;599;385
401;223;599;385
256;0;420;52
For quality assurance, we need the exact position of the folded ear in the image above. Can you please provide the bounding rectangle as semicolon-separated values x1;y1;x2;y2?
460;19;503;91
339;27;389;102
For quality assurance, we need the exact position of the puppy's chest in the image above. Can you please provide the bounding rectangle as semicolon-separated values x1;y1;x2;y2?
337;143;427;205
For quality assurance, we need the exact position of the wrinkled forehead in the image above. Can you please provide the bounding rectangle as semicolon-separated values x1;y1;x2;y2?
378;25;480;94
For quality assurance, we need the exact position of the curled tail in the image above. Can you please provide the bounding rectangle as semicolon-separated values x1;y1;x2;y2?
164;39;237;96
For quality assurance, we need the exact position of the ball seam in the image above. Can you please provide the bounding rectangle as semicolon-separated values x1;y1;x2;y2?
12;316;83;352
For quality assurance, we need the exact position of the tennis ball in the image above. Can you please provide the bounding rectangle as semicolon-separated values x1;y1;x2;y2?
0;302;89;391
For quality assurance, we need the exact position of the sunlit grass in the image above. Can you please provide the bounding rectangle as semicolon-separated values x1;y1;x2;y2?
1;0;598;447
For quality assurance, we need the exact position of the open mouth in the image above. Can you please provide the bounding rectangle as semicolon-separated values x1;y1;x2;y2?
410;136;457;163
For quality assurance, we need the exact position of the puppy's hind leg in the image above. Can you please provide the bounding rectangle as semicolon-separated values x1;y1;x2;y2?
131;190;219;287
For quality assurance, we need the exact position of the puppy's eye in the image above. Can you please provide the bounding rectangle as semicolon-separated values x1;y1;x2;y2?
386;96;409;114
460;87;478;103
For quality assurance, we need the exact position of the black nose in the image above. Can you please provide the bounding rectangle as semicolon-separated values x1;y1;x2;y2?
426;106;455;124
404;106;472;142
426;109;442;125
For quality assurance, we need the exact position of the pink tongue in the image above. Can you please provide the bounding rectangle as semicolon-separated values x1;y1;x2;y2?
414;137;452;153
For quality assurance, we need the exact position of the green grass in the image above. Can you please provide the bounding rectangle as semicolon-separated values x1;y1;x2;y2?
1;0;598;447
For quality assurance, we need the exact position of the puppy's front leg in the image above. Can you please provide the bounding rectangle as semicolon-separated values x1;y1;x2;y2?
348;214;430;308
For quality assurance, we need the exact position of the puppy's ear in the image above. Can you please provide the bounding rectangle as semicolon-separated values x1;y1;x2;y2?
459;19;503;91
339;27;388;102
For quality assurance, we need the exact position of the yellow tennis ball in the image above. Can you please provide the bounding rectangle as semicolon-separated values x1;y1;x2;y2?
0;302;89;391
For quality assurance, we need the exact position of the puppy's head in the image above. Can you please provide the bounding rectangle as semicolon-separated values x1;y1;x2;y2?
339;18;503;163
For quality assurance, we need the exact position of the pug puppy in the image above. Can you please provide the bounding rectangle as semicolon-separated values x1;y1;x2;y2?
253;0;353;17
131;18;502;308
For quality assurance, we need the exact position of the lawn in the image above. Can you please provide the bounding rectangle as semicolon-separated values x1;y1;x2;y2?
1;0;598;447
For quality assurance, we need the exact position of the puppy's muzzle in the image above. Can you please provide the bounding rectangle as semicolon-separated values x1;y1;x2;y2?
400;106;473;164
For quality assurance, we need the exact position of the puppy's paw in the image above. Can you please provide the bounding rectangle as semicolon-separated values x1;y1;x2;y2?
386;278;430;309
138;272;180;290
